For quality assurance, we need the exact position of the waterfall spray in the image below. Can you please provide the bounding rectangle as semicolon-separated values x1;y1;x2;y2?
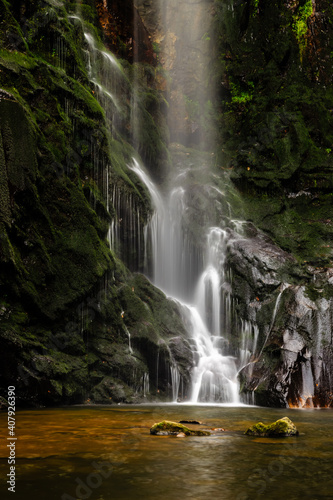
73;1;261;405
130;158;242;404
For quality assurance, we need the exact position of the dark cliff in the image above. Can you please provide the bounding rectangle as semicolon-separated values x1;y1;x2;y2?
217;0;333;266
215;0;333;406
0;0;190;407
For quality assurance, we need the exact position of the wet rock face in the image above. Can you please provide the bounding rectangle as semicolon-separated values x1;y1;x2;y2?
228;231;296;293
1;0;333;411
216;0;333;264
116;273;194;400
0;98;37;227
229;227;333;407
96;0;156;64
0;0;185;407
277;285;333;408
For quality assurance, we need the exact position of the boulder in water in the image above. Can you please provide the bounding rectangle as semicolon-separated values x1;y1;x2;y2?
245;417;298;437
179;420;202;425
150;420;210;436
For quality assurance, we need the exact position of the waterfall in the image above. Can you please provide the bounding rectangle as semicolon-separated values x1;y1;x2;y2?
170;365;181;402
258;283;290;358
110;183;144;271
182;303;239;403
124;326;133;354
300;357;315;407
72;3;256;405
143;373;150;397
133;0;244;403
81;27;123;119
194;228;228;336
239;320;259;378
130;158;241;404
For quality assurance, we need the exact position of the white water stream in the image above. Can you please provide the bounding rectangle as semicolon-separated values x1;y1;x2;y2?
71;5;260;404
130;159;240;403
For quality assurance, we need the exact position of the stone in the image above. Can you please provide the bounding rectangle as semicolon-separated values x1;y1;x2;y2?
245;417;298;437
179;420;202;425
150;420;210;436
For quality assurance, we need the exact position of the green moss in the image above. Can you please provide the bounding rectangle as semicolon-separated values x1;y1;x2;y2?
304;278;333;302
0;49;37;68
78;4;100;26
0;0;183;407
215;0;333;240
246;421;267;435
240;188;333;266
71;80;105;117
229;79;254;105
0;0;29;52
131;273;188;339
50;379;63;397
245;417;298;437
293;0;313;57
119;284;151;326
150;420;210;436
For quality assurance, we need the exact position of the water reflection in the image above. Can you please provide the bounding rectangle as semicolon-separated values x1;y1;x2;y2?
1;405;333;499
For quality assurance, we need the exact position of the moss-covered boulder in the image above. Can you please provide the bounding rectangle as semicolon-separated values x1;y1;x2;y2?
150;420;210;436
245;417;298;437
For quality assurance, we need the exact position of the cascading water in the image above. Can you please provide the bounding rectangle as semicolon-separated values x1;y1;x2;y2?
170;365;181;402
70;9;146;273
72;2;260;404
239;320;259;378
195;228;228;336
258;283;290;359
80;27;123;119
130;158;242;404
143;373;150;398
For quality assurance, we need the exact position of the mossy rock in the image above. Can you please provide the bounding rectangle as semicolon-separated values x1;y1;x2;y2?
245;416;298;437
89;376;135;404
150;420;210;436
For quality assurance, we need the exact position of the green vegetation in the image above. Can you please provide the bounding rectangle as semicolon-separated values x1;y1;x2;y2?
0;0;175;407
245;417;299;437
1;0;332;410
150;420;211;436
293;0;313;57
214;0;333;268
229;79;254;105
